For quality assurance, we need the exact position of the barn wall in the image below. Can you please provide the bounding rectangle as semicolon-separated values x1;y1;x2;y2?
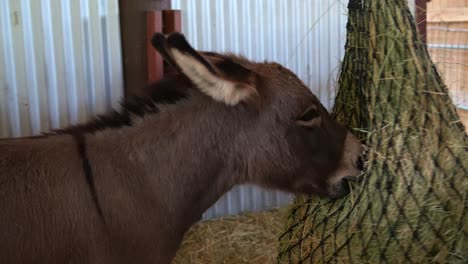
172;0;353;219
0;0;123;138
427;0;468;131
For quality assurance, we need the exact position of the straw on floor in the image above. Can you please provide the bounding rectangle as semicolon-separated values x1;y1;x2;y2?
173;208;286;264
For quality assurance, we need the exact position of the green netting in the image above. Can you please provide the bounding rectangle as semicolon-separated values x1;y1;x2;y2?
278;0;468;263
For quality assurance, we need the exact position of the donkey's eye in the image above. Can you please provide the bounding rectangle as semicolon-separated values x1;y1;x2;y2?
296;106;321;127
298;107;319;122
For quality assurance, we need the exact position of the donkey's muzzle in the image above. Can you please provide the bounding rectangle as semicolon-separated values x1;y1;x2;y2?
327;177;354;199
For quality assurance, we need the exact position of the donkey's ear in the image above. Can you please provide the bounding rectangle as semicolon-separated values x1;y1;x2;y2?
151;33;178;69
153;32;259;106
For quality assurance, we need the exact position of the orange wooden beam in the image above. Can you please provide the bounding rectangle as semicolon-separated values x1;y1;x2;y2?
146;10;164;84
163;10;182;34
162;10;182;76
146;9;181;83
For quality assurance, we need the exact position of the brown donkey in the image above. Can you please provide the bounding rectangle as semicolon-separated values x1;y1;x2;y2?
0;33;363;263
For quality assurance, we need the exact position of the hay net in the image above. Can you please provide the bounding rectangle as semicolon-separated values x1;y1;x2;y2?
278;0;468;263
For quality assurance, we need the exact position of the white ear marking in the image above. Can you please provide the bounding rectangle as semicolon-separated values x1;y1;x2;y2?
170;49;257;105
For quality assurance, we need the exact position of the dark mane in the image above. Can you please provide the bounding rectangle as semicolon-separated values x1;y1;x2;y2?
50;76;192;135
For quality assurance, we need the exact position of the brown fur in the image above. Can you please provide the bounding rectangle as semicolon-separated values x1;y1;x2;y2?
0;33;363;263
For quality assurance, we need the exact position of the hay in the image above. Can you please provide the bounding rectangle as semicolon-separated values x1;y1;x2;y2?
279;0;468;263
173;208;286;264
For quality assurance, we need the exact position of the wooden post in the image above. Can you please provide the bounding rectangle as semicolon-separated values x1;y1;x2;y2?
119;0;170;97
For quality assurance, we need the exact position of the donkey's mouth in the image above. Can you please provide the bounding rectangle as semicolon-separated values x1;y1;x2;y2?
295;181;350;200
326;179;352;199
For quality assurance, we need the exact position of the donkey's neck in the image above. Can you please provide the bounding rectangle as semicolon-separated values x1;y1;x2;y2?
86;100;238;238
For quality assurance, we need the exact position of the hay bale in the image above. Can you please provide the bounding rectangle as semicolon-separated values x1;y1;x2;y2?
174;208;286;264
278;0;468;263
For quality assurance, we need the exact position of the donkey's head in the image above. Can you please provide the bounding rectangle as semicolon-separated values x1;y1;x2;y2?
152;33;364;199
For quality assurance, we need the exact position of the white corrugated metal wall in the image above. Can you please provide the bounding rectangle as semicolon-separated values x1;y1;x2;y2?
171;0;351;219
0;0;123;138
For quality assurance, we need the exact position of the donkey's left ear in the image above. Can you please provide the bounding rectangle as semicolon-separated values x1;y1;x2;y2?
151;32;259;106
